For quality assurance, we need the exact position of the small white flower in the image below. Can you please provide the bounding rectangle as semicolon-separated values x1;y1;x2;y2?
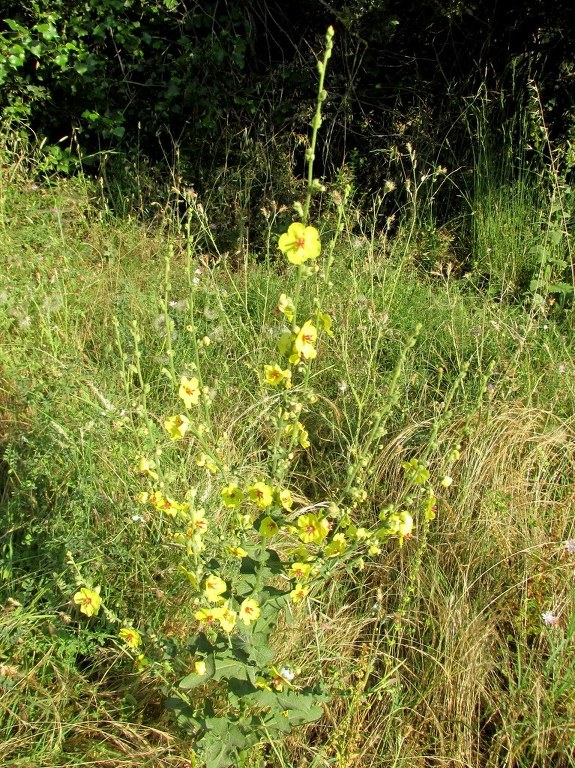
337;380;348;392
279;667;295;682
564;539;575;554
541;610;560;627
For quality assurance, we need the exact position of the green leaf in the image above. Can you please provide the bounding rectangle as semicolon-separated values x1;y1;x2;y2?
176;564;199;590
245;686;328;732
5;18;26;33
36;23;58;41
234;574;258;597
197;732;239;768
244;632;275;666
196;719;258;768
549;282;574;295
226;677;259;705
165;695;199;733
213;655;256;685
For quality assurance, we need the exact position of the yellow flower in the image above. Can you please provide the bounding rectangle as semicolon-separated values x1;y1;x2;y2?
119;627;142;649
397;511;414;543
297;513;330;544
247;482;274;509
147;490;162;505
221;483;244;508
153;493;184;517
195;606;225;624
179;376;201;408
239;598;261;625
264;364;291;388
288;562;312;580
283;421;310;449
189;508;208;535
228;544;248;558
194;659;207;676
196;452;218;472
278;293;295;322
383;511;414;546
278;488;293;510
164;414;190;440
297;422;310;449
290;584;309;603
316;311;334;337
73;586;102;617
204;574;227;603
278;223;321;265
218;602;237;633
324;532;347;558
293;321;318;362
259;516;280;538
138;457;158;480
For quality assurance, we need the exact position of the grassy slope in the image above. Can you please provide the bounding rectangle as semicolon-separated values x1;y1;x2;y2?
1;164;575;768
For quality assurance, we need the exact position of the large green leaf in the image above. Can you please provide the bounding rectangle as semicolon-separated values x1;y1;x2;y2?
213;655;256;685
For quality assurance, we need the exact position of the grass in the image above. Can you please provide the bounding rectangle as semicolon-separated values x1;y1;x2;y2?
1;118;575;768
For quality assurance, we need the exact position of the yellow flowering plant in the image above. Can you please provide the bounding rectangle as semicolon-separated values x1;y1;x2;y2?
117;25;453;768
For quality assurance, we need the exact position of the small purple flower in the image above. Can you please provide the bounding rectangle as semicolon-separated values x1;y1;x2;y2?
564;539;575;554
541;610;560;627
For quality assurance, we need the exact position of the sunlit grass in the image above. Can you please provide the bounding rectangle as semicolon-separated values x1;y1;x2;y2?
1;120;575;767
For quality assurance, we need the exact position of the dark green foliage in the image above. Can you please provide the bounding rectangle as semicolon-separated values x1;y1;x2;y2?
0;0;253;152
2;1;574;200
